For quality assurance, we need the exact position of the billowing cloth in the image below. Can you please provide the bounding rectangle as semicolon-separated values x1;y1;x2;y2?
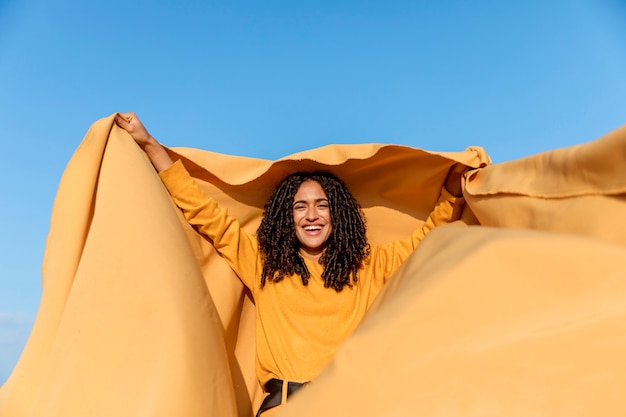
0;114;625;417
158;159;465;389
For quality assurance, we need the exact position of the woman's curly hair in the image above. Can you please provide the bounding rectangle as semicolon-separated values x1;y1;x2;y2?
257;171;370;292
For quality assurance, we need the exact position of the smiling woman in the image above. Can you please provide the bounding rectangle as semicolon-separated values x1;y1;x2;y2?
114;112;467;416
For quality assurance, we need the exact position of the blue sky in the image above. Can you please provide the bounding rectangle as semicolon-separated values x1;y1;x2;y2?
0;0;625;384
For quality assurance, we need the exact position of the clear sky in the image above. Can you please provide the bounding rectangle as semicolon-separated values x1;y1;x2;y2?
1;0;625;384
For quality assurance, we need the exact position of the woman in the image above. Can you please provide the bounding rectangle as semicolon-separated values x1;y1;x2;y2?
115;112;467;416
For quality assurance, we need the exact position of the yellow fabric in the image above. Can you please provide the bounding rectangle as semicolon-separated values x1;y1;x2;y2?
158;160;465;388
0;116;239;417
1;113;625;416
463;124;626;247
278;225;626;417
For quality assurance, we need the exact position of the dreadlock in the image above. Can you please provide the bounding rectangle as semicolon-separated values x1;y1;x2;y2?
257;171;370;292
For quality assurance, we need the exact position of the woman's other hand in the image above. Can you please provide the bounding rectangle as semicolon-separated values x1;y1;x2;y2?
444;163;468;197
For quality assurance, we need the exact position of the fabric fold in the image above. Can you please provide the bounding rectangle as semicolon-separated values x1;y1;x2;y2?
0;115;238;417
464;124;626;246
277;225;626;417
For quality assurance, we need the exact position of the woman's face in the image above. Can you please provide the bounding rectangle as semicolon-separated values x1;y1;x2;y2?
292;180;333;261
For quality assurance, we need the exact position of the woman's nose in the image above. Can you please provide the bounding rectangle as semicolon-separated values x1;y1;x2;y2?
305;206;318;220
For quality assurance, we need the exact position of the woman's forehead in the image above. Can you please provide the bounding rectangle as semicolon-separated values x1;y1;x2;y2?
294;180;327;200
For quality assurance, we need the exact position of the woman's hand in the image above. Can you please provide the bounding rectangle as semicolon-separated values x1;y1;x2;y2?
444;163;468;197
114;112;174;172
115;112;155;148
